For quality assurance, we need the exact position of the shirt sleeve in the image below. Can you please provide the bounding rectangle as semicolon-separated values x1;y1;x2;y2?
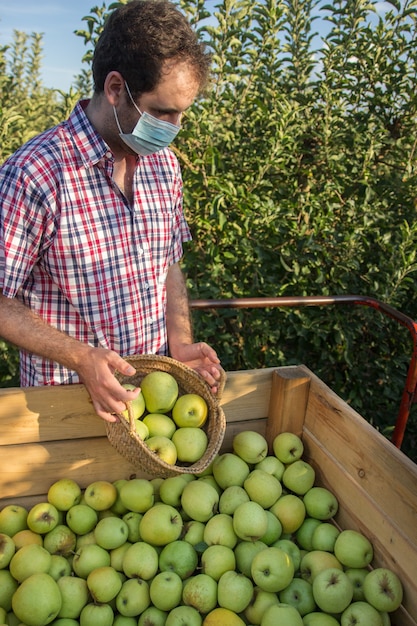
0;161;56;298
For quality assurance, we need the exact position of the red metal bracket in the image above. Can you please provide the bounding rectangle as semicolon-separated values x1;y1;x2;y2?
190;295;417;449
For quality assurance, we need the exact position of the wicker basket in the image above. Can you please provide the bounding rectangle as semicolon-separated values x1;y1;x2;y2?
105;354;227;477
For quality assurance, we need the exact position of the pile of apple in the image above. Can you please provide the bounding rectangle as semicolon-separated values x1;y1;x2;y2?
0;430;404;626
121;370;210;466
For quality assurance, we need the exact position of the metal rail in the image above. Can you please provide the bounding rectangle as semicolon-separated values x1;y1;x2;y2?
190;295;417;449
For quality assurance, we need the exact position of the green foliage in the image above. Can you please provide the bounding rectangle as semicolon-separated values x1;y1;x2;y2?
1;0;417;461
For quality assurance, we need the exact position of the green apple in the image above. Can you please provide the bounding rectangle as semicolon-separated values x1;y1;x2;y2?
363;567;403;612
311;521;340;552
303;487;338;520
159;475;189;507
198;474;222;495
50;619;80;626
12;572;62;626
255;455;285;482
48;479;82;511
121;384;146;420
114;616;139;626
158;539;198;579
279;577;316;616
83;481;117;511
233;430;268;464
57;575;89;619
12;527;43;548
122;511;143;542
181;480;219;522
272;538;301;571
272;432;304;464
138;606;168;626
72;543;111;579
0;533;15;569
9;543;52;582
146;436;178;465
340;600;384;626
244;586;280;624
0;607;6;624
261;603;303;626
244;469;282;508
282;460;315;495
120;478;154;513
251;546;294;592
27;501;60;534
182;573;218;614
212;453;250;489
334;529;373;568
234;539;267;577
140;371;179;414
110;541;132;571
233;501;268;541
345;568;368;601
151;476;164;501
0;504;28;536
140;503;183;546
150;571;183;611
0;569;18;612
172;427;208;463
66;504;98;535
303;612;340;625
165;605;202;626
172;393;208;428
312;567;353;613
217;570;253;613
94;515;129;550
300;550;343;584
79;602;114;626
181;520;206;546
116;578;151;617
87;565;122;603
260;510;283;545
122;541;159;580
219;485;250;515
270;493;306;534
203;607;245;625
43;524;77;556
132;418;149;440
201;544;236;581
48;554;72;580
143;413;177;439
203;512;237;548
295;517;323;551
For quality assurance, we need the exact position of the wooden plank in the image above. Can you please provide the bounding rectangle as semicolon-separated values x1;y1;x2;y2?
0;384;104;445
266;367;311;444
219;368;275;421
0;437;152;504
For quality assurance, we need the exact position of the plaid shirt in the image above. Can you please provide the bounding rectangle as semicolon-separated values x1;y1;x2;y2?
0;100;191;386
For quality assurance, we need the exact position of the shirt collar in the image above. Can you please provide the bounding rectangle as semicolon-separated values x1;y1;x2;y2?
66;99;114;168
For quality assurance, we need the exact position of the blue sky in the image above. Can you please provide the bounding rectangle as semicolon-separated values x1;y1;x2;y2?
0;1;95;91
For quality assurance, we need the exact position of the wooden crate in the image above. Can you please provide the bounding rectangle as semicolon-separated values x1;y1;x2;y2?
0;365;416;625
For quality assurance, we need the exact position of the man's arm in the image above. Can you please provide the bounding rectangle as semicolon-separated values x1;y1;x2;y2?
166;263;222;390
0;292;139;422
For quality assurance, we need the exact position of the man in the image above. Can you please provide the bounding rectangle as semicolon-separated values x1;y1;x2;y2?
0;0;221;422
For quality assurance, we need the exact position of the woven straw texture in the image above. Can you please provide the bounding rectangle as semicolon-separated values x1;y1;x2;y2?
105;354;227;477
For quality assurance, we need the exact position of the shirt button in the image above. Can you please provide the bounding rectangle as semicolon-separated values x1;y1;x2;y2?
143;283;149;290
137;248;144;255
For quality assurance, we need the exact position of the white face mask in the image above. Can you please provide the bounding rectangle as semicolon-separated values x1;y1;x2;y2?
113;82;180;156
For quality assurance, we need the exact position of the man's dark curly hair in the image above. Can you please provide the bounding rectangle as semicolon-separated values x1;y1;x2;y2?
92;0;211;98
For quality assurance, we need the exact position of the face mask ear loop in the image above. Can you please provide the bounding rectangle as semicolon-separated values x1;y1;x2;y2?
113;106;124;134
124;82;143;116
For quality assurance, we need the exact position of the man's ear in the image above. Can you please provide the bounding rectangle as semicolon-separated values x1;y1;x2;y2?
104;71;125;106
